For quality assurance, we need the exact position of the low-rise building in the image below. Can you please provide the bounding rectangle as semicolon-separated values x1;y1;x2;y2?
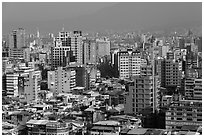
90;120;121;135
26;119;71;135
166;100;202;130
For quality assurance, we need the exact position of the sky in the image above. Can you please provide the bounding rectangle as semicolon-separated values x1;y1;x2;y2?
2;2;202;34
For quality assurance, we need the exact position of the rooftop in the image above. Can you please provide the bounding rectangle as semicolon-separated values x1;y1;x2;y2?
26;119;49;125
127;128;148;135
94;120;120;126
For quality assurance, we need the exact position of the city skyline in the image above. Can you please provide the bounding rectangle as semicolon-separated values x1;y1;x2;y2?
2;2;202;135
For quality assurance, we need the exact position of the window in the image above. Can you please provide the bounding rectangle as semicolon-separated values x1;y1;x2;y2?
187;118;192;121
171;117;174;120
177;113;182;116
187;113;192;117
197;119;202;122
177;118;182;121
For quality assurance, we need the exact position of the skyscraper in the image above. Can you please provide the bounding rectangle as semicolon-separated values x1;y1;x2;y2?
8;28;26;59
9;28;25;49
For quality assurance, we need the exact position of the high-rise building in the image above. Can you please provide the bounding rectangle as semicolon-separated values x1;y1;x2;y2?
48;67;76;95
6;72;19;97
70;31;83;64
83;39;97;65
118;50;143;79
178;37;185;49
195;37;202;53
67;64;90;90
158;59;181;88
124;75;159;115
2;58;9;74
96;38;110;57
193;78;202;100
54;31;71;47
18;69;41;103
51;40;71;70
9;28;26;49
52;31;84;66
5;67;41;102
184;78;195;99
23;48;31;62
8;28;26;59
110;49;120;77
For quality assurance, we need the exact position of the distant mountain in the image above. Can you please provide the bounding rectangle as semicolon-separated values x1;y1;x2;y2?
2;2;202;34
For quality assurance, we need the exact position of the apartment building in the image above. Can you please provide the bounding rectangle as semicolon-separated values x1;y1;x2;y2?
48;67;76;95
166;100;202;130
124;75;159;115
193;79;202;100
83;39;97;65
6;72;19;97
51;44;71;70
9;28;26;49
158;59;181;88
96;38;110;57
118;50;142;79
16;68;41;103
185;78;194;99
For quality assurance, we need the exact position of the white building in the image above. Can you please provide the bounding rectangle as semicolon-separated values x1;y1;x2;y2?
6;73;19;97
118;50;142;79
48;67;76;95
17;68;41;103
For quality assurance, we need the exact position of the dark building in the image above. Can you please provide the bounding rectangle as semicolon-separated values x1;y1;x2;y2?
158;59;181;93
142;111;166;129
75;67;87;88
110;50;119;78
2;74;7;91
68;65;89;90
178;37;185;49
195;37;202;52
51;46;72;70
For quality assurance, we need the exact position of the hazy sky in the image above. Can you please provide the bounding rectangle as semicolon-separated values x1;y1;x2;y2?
3;2;116;22
2;2;202;34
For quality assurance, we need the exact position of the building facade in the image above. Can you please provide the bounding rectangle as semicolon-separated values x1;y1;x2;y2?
166;100;202;130
9;28;26;49
48;67;76;95
96;38;110;57
118;50;142;79
124;75;159;115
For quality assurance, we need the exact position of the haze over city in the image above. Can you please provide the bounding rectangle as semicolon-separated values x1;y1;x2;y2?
2;2;202;135
3;2;202;34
